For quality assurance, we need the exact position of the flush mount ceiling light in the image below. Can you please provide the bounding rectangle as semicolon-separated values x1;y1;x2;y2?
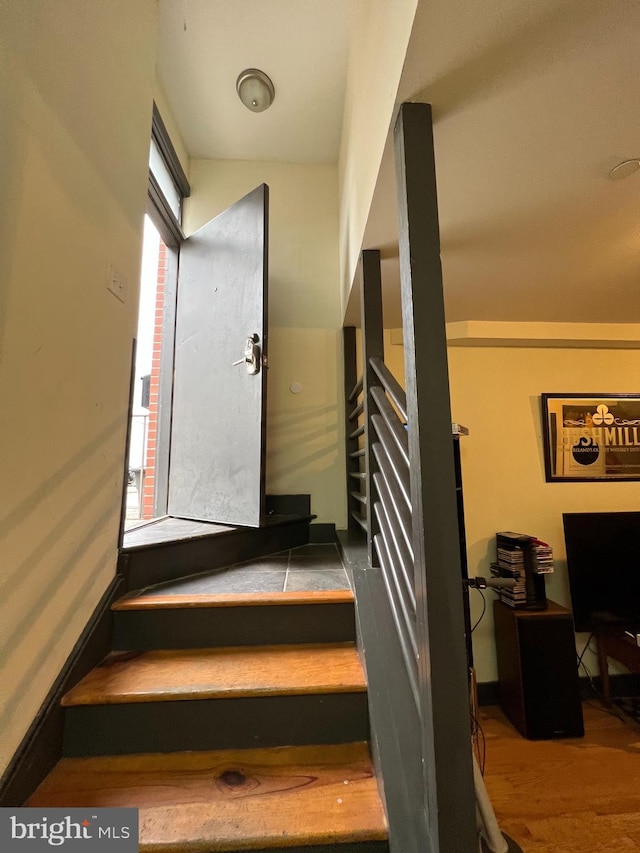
608;159;640;179
236;69;275;113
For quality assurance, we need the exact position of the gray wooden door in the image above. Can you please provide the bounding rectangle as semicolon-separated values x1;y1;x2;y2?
168;184;268;527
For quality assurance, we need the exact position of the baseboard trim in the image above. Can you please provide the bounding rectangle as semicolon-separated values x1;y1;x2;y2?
309;523;336;543
266;494;311;516
477;681;500;707
0;575;125;806
477;672;640;709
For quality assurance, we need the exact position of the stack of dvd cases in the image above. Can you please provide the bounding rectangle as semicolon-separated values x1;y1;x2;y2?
492;531;550;610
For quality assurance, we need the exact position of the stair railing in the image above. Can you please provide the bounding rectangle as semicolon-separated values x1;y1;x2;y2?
345;369;367;534
366;356;419;704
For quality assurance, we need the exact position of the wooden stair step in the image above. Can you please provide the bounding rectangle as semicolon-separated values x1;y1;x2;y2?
27;742;388;851
62;643;366;706
113;588;354;610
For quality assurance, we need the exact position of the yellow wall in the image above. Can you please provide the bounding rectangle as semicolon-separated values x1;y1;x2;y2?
338;0;417;313
184;160;345;525
448;345;640;682
0;1;158;774
382;335;640;682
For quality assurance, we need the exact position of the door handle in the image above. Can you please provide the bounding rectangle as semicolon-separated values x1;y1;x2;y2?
232;334;261;375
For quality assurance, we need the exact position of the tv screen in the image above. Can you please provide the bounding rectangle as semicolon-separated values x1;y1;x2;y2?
563;511;640;632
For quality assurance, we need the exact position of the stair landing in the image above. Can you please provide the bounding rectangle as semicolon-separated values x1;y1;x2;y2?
27;742;388;852
122;514;315;551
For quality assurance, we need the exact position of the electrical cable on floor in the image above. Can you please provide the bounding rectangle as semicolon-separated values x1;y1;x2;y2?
468;588;487;774
576;632;594;671
471;588;486;632
576;637;629;724
471;710;487;775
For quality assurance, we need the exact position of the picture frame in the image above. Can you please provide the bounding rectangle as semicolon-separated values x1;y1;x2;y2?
541;393;640;482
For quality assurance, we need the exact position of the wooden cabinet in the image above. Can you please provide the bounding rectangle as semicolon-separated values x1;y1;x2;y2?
493;600;584;739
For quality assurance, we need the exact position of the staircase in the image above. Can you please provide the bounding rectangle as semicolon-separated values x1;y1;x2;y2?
25;540;389;853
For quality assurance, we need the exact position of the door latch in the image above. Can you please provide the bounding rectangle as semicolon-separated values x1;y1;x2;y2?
232;333;261;375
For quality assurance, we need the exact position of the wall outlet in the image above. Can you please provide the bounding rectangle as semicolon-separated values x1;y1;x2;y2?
107;264;127;302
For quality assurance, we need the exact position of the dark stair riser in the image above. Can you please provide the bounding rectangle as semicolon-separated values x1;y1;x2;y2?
113;603;356;650
63;693;369;757
123;519;311;590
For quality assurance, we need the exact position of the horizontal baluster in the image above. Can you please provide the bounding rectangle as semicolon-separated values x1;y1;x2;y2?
372;441;413;563
370;414;410;510
349;471;366;480
373;472;415;610
373;532;420;708
369;356;408;423
350;491;367;505
351;510;368;532
349;424;365;440
369;386;409;468
348;374;363;404
348;400;364;422
349;448;365;459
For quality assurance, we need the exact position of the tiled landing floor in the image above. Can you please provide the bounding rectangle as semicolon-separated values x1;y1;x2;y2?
138;544;351;596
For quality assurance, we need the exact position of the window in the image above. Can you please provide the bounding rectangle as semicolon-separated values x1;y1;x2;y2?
146;103;190;247
126;105;190;523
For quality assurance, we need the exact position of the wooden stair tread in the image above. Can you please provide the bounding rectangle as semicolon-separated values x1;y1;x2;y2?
26;742;387;851
62;644;366;706
113;589;354;610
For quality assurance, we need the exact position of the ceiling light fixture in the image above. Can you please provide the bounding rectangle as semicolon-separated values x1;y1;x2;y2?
608;159;640;179
236;69;275;113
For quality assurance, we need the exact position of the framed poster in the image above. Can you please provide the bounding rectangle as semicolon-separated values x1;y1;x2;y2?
541;393;640;482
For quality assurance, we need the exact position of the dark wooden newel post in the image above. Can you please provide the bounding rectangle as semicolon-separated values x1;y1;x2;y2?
343;326;361;534
359;249;384;566
394;102;476;852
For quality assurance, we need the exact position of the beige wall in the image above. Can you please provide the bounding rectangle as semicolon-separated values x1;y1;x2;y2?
0;1;158;774
184;160;345;525
382;334;640;682
338;0;417;314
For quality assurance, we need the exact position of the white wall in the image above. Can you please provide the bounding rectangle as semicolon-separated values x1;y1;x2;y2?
382;334;640;682
0;0;158;774
184;160;345;526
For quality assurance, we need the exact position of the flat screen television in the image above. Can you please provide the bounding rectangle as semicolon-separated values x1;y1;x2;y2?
563;511;640;632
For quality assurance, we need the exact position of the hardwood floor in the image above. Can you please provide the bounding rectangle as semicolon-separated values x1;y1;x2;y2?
481;702;640;852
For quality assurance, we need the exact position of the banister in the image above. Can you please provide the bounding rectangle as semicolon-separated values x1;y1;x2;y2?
373;472;416;611
369;386;409;468
348;400;364;422
348;374;363;404
370;414;410;508
369;356;408;422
